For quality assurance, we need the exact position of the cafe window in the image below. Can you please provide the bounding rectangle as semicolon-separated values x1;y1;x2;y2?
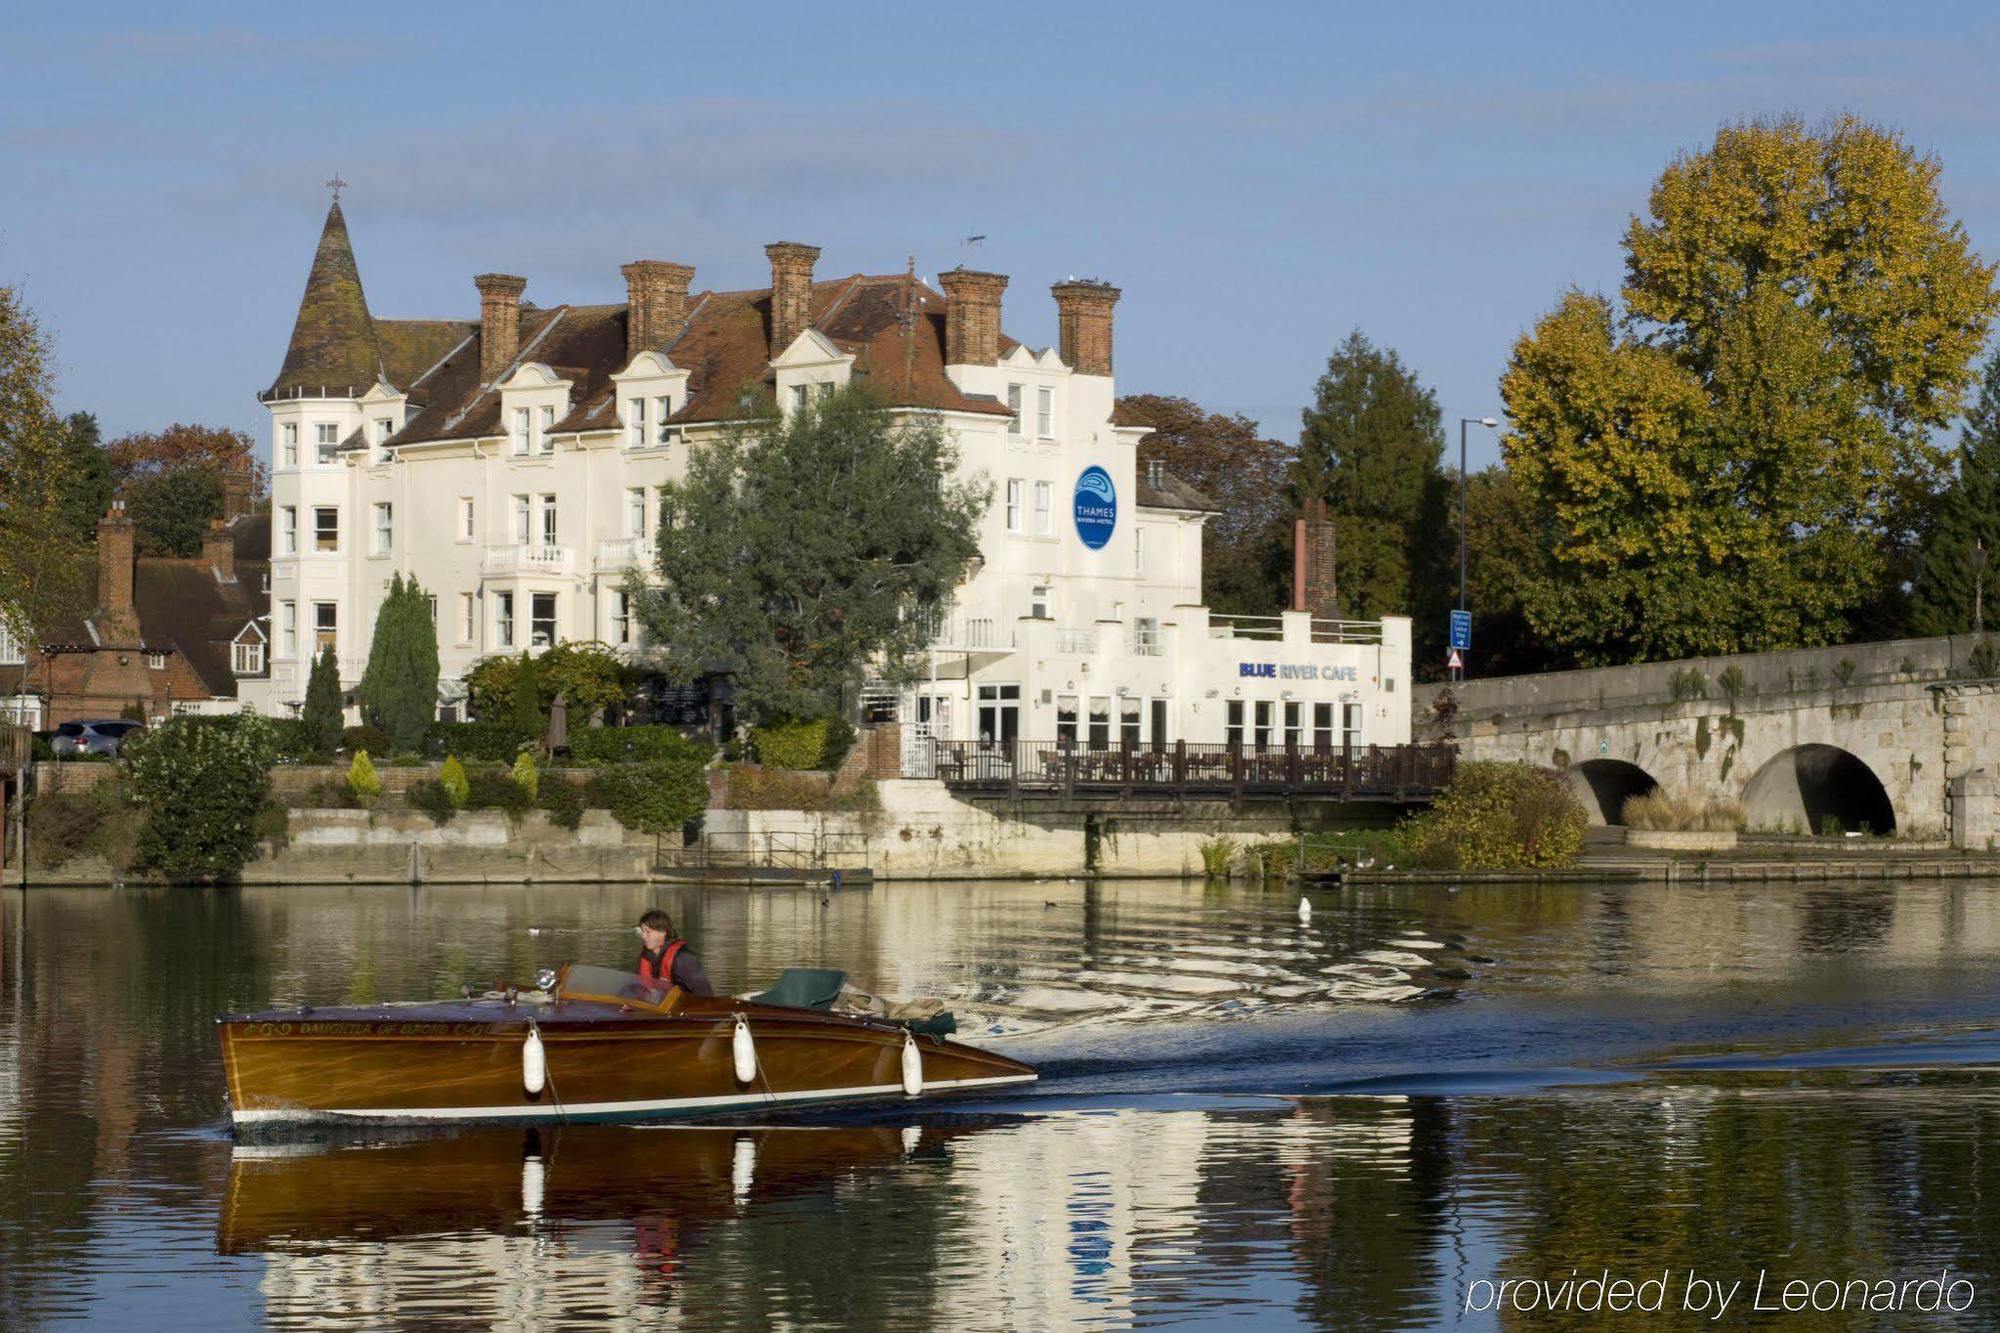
530;592;558;648
1056;694;1078;749
1226;699;1244;749
976;683;1019;747
1344;702;1364;751
313;601;337;653
1120;697;1141;748
1253;700;1274;753
1284;701;1302;751
1314;702;1335;753
313;506;339;552
1088;696;1111;749
494;592;515;647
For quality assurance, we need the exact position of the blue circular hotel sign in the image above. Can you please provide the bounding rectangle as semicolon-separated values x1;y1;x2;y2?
1073;465;1117;550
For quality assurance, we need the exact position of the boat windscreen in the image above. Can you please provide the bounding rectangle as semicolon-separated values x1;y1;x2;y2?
559;964;670;1005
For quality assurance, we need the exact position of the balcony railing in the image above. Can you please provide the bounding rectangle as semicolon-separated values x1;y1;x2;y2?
596;537;657;570
1056;627;1097;655
484;544;574;576
926;616;1015;652
1311;619;1385;645
1209;614;1285;640
918;738;1456;800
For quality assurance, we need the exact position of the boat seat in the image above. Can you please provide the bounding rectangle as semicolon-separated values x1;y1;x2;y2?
750;968;847;1011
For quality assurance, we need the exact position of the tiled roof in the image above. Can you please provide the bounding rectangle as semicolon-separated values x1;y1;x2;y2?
1136;468;1220;514
134;515;270;696
267;202;380;398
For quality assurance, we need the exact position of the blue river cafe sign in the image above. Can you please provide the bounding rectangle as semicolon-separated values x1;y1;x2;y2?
1074;466;1117;550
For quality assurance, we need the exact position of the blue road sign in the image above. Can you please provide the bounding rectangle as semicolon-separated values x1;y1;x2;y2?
1449;610;1472;651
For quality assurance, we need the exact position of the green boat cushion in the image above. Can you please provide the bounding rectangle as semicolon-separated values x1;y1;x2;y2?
900;1012;958;1039
750;968;847;1011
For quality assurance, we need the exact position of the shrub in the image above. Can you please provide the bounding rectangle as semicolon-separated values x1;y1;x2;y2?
269;717;328;765
587;758;708;834
439;755;470;807
725;764;834;810
511;751;540;800
407;779;458;827
29;733;55;762
294;778;360;809
341;723;395;757
28;792;99;868
567;724;710;766
1197;835;1238;878
751;716;838;771
424;721;533;762
540;776;585;831
465;766;533;819
252;801;290;853
1622;790;1746;832
347;750;383;807
1402;761;1587;871
124;714;278;883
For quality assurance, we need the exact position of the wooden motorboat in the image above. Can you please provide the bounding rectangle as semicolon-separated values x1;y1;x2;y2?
218;1122;973;1252
218;964;1035;1134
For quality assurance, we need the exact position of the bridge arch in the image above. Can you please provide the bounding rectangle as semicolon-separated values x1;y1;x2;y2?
1741;744;1896;835
1566;759;1661;826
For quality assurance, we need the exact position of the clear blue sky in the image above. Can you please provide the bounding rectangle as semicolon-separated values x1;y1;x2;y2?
4;2;1998;470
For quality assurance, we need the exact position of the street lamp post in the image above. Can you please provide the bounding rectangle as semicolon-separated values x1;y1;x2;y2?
1456;416;1499;681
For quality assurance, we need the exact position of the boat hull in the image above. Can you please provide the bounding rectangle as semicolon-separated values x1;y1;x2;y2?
219;998;1034;1132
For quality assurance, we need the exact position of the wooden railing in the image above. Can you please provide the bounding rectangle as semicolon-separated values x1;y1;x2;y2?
922;738;1456;801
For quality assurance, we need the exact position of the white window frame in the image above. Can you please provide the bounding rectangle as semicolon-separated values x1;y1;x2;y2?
312;601;338;654
458;497;475;543
280;601;297;658
1036;386;1053;438
495;591;515;648
459;593;476;645
530;591;558;649
372;502;393;556
373;417;393;463
233;640;265;675
1006;384;1023;437
627;398;646;448
0;619;23;666
1031;584;1051;619
280;421;299;467
538;405;555;454
627;487;647;538
611;589;632;645
1033;480;1051;536
539;493;558;548
654;395;672;445
512;406;531;456
315;422;339;464
1005;479;1023;534
512;494;531;545
279;506;297;556
313;506;339;553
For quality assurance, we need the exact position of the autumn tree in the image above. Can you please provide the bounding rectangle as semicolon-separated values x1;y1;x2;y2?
0;286;92;645
1911;350;2000;635
1503;118;1999;664
1117;394;1291;614
105;421;266;494
1292;330;1449;628
126;465;225;556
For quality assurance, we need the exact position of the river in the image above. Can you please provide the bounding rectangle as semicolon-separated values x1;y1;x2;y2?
5;876;2000;1329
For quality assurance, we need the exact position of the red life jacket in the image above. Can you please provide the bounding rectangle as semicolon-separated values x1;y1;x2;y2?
637;939;685;988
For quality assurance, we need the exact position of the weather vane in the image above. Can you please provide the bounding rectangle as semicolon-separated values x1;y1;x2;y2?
324;173;348;204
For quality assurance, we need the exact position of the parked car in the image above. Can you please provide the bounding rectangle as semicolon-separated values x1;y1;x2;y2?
49;719;146;757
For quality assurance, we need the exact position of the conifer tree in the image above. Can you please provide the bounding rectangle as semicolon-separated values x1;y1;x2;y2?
301;645;344;755
1912;351;2000;636
510;650;544;735
359;573;439;753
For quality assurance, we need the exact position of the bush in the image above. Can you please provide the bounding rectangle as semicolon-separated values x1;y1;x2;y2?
292;778;360;809
269;718;328;765
465;766;534;819
540;776;585;831
124;714;278;883
424;721;533;763
252;801;290;853
407;779;458;827
750;716;841;771
1197;835;1238;878
439;755;470;807
28;792;99;868
342;724;395;757
587;758;709;834
567;724;710;767
347;750;383;807
511;751;540;800
724;764;833;810
1622;790;1746;832
1402;761;1587;871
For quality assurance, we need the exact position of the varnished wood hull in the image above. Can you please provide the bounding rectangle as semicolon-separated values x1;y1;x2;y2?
218;996;1035;1133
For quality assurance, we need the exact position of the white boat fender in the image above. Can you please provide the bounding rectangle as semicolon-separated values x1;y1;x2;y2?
1298;896;1313;924
522;1024;547;1097
902;1031;924;1097
732;1014;758;1085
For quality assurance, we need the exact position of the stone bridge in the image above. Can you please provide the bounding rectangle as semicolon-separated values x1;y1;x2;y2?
1413;634;2000;846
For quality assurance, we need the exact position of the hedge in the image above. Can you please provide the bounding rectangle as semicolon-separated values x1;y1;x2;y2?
424;721;534;762
566;724;710;766
586;759;708;834
748;716;855;771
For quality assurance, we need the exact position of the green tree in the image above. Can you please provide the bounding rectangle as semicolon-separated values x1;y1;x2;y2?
1459;465;1568;678
53;413;116;542
357;573;439;753
1117;394;1292;614
1911;350;2000;635
125;465;224;556
0;286;92;644
125;715;278;883
537;640;628;718
1293;330;1448;624
301;645;344;754
1504;118;1999;664
509;651;544;734
637;381;986;722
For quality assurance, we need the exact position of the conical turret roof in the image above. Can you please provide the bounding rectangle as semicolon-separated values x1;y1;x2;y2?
265;201;380;398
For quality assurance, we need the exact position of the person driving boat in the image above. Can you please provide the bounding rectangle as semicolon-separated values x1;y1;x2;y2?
635;909;714;996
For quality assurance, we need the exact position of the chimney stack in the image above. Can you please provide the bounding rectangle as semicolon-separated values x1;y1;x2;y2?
1052;279;1121;377
221;459;252;521
475;273;527;384
938;269;1009;367
97;501;139;644
764;242;820;355
203;519;236;583
622;260;696;359
1291;497;1338;619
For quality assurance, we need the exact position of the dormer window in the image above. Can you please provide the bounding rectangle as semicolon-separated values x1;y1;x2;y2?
233;641;264;675
146;651;168;671
655;395;673;444
512;407;531;456
539;405;555;454
372;417;394;464
627;398;646;447
791;384;809;413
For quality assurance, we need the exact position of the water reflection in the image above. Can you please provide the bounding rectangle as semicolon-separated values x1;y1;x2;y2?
10;880;2000;1326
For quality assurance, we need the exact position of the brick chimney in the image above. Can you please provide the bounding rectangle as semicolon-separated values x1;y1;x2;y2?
221;459;253;520
97;500;139;644
475;273;527;383
938;268;1009;367
1051;279;1120;377
1291;496;1337;619
203;519;236;583
764;242;820;355
622;260;696;359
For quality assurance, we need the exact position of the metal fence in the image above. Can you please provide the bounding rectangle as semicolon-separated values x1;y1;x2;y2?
918;738;1456;800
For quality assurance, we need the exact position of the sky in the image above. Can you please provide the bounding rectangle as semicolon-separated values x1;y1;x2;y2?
4;1;1999;472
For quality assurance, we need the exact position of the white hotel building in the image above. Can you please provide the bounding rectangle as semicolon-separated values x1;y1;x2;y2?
240;202;1411;752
